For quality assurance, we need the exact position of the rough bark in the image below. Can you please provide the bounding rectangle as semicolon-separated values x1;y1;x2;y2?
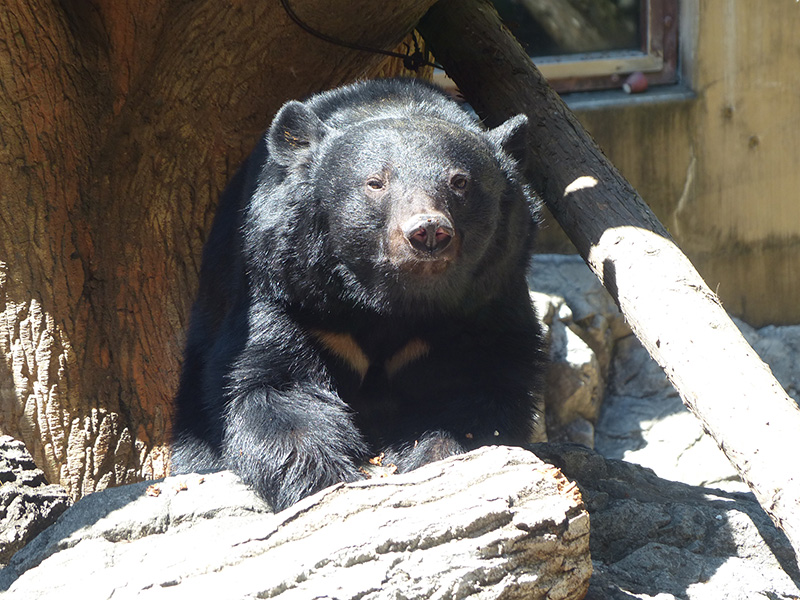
0;1;436;500
419;0;800;567
0;446;592;600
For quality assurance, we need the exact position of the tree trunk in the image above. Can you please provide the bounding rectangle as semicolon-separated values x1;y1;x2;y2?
0;0;435;500
419;0;800;567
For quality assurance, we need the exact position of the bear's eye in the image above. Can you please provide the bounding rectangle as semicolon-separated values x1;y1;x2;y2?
450;173;469;191
365;177;385;192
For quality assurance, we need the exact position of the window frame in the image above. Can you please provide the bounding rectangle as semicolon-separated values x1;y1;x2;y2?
529;0;679;93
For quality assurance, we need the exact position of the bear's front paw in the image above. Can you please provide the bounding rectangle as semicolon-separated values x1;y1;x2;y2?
385;430;465;473
232;441;366;511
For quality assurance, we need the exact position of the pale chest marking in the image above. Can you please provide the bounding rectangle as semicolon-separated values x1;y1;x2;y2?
310;330;430;381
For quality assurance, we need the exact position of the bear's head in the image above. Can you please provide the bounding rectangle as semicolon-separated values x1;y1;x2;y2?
256;88;537;316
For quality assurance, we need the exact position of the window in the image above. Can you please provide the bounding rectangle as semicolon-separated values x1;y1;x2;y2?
494;0;678;93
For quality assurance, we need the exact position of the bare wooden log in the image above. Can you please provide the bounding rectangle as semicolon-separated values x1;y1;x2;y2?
1;446;591;600
420;0;800;567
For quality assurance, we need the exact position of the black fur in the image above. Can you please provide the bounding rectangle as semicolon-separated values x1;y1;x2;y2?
171;79;546;510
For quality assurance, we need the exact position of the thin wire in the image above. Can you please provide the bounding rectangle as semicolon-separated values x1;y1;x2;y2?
279;0;441;71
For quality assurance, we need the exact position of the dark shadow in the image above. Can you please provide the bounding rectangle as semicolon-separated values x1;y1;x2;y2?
601;258;619;311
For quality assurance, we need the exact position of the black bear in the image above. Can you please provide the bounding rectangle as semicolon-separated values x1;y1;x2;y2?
171;78;545;510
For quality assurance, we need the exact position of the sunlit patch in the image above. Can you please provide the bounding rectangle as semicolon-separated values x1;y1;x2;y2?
564;176;599;197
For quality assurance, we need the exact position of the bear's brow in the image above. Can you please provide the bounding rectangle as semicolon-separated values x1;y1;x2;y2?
340;117;487;156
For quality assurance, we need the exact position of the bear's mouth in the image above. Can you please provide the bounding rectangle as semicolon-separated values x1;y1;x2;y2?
397;256;453;276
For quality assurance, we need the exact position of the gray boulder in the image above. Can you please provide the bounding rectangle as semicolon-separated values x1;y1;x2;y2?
530;254;630;447
531;254;800;596
594;319;800;493
531;254;800;495
534;443;800;600
594;334;747;492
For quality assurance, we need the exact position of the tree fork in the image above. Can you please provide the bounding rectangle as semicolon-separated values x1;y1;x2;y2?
419;0;800;565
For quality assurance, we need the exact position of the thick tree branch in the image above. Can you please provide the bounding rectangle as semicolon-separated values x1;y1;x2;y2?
420;0;800;566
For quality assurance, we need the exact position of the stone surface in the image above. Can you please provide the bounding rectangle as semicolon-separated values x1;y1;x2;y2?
0;436;70;566
532;254;800;495
532;254;800;596
531;254;630;447
534;443;800;600
594;321;800;493
594;334;746;492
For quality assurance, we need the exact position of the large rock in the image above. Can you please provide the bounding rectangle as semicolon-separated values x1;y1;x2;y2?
530;255;800;596
534;444;800;600
595;320;800;493
594;334;746;492
530;254;629;447
0;436;70;565
532;255;800;494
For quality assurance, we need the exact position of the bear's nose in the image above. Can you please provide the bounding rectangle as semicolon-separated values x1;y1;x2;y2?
402;214;454;253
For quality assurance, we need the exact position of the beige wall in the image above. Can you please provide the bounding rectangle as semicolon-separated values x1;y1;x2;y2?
538;0;800;326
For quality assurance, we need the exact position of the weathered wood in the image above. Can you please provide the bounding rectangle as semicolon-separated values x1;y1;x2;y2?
419;0;800;567
1;446;592;600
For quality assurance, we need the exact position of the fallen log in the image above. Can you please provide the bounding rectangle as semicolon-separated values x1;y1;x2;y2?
0;446;591;600
419;0;800;567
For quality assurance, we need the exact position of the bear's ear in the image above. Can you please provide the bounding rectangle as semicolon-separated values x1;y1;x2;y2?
486;114;529;167
267;101;329;168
